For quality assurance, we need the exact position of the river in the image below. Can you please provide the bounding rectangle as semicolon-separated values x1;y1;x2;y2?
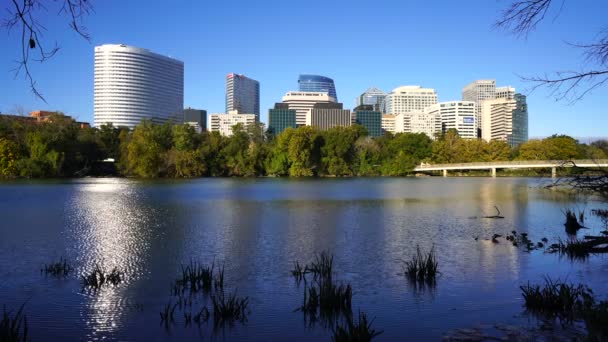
0;177;607;341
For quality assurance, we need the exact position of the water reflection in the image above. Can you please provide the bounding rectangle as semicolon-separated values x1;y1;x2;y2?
67;179;153;338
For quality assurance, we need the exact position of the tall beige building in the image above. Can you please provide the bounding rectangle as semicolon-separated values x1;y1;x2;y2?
480;94;528;147
281;91;337;126
462;80;516;131
384;86;438;114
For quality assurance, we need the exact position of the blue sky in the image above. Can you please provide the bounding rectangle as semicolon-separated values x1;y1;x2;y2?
1;0;607;137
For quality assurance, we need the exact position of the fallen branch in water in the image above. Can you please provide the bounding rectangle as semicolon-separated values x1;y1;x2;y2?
482;206;505;219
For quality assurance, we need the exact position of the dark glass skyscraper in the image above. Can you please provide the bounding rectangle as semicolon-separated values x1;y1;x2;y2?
226;73;260;120
268;103;297;136
298;74;337;100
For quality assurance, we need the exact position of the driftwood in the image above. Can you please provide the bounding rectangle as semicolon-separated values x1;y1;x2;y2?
482;206;505;219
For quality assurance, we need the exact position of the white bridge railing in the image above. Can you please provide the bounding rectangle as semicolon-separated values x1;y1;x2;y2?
414;159;608;177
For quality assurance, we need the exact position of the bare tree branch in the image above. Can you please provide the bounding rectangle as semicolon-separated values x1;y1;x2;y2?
496;0;608;102
2;0;93;102
495;0;558;37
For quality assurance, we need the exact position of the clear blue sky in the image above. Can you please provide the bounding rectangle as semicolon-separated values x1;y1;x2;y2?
1;0;607;138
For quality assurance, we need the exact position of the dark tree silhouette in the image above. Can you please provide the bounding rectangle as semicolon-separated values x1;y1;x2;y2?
496;0;608;102
3;0;93;102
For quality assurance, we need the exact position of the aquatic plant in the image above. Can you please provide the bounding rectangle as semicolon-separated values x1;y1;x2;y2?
291;261;307;283
564;209;585;234
308;251;334;281
0;304;28;342
332;311;383;342
582;300;608;341
81;264;123;290
41;257;72;277
520;277;592;320
172;260;219;295
401;245;438;283
160;301;177;323
211;290;249;325
193;306;210;325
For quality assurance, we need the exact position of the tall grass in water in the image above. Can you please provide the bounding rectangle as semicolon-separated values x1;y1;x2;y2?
520;277;592;320
41;257;72;277
564;209;585;234
178;260;214;293
211;290;249;325
332;311;383;342
548;238;591;260
402;246;438;283
1;304;28;342
294;252;353;326
81;264;123;290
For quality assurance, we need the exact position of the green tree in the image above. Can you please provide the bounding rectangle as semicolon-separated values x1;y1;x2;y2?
0;138;19;178
288;126;321;177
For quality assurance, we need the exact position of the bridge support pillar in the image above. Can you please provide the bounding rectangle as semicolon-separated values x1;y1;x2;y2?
443;169;448;177
491;168;496;177
551;167;557;178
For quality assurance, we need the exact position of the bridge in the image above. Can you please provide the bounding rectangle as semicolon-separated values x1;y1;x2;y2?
414;159;608;178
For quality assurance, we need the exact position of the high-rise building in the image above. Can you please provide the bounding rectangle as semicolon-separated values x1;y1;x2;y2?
209;110;256;137
481;94;528;147
462;80;516;132
226;73;260;120
394;112;440;139
384;86;438;115
305;103;351;130
382;115;396;134
298;74;337;100
424;101;477;139
496;86;516;100
353;105;382;137
183;108;207;133
94;44;184;129
281;91;337;126
355;87;386;112
268;103;297;135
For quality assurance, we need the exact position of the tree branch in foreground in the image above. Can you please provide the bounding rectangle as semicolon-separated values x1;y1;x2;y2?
3;0;93;102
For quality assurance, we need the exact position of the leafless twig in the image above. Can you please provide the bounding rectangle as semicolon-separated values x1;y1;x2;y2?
3;0;93;102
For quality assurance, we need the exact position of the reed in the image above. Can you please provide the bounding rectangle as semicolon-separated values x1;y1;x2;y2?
402;246;438;283
81;264;123;289
174;260;217;294
211;290;249;325
520;277;592;319
159;301;177;323
0;304;28;342
548;239;591;260
41;257;72;277
332;311;383;342
564;209;585;234
193;306;210;325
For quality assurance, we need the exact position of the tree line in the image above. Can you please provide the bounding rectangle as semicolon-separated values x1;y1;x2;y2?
0;113;606;179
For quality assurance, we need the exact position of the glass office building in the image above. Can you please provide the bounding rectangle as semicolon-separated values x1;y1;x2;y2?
268;103;297;135
355;87;386;112
298;74;337;100
353;105;382;137
226;73;260;120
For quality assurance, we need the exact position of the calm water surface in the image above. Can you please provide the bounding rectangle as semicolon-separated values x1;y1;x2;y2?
1;177;607;341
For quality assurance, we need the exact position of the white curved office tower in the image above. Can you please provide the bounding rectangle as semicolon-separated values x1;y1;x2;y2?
94;44;184;129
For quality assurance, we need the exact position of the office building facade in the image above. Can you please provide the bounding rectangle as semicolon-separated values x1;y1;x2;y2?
355;87;386;112
394;112;441;139
382;115;396;134
268;103;297;135
353;105;382;137
462;80;516;131
94;44;184;129
425;101;477;139
209;111;256;136
306;103;351;130
183;108;207;133
480;94;528;147
298;74;338;100
281;91;337;126
384;86;438;115
226;73;260;120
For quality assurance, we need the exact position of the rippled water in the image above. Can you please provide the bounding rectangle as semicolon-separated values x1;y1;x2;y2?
1;177;607;341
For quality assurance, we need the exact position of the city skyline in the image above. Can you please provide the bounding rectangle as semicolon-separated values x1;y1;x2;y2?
0;0;607;137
